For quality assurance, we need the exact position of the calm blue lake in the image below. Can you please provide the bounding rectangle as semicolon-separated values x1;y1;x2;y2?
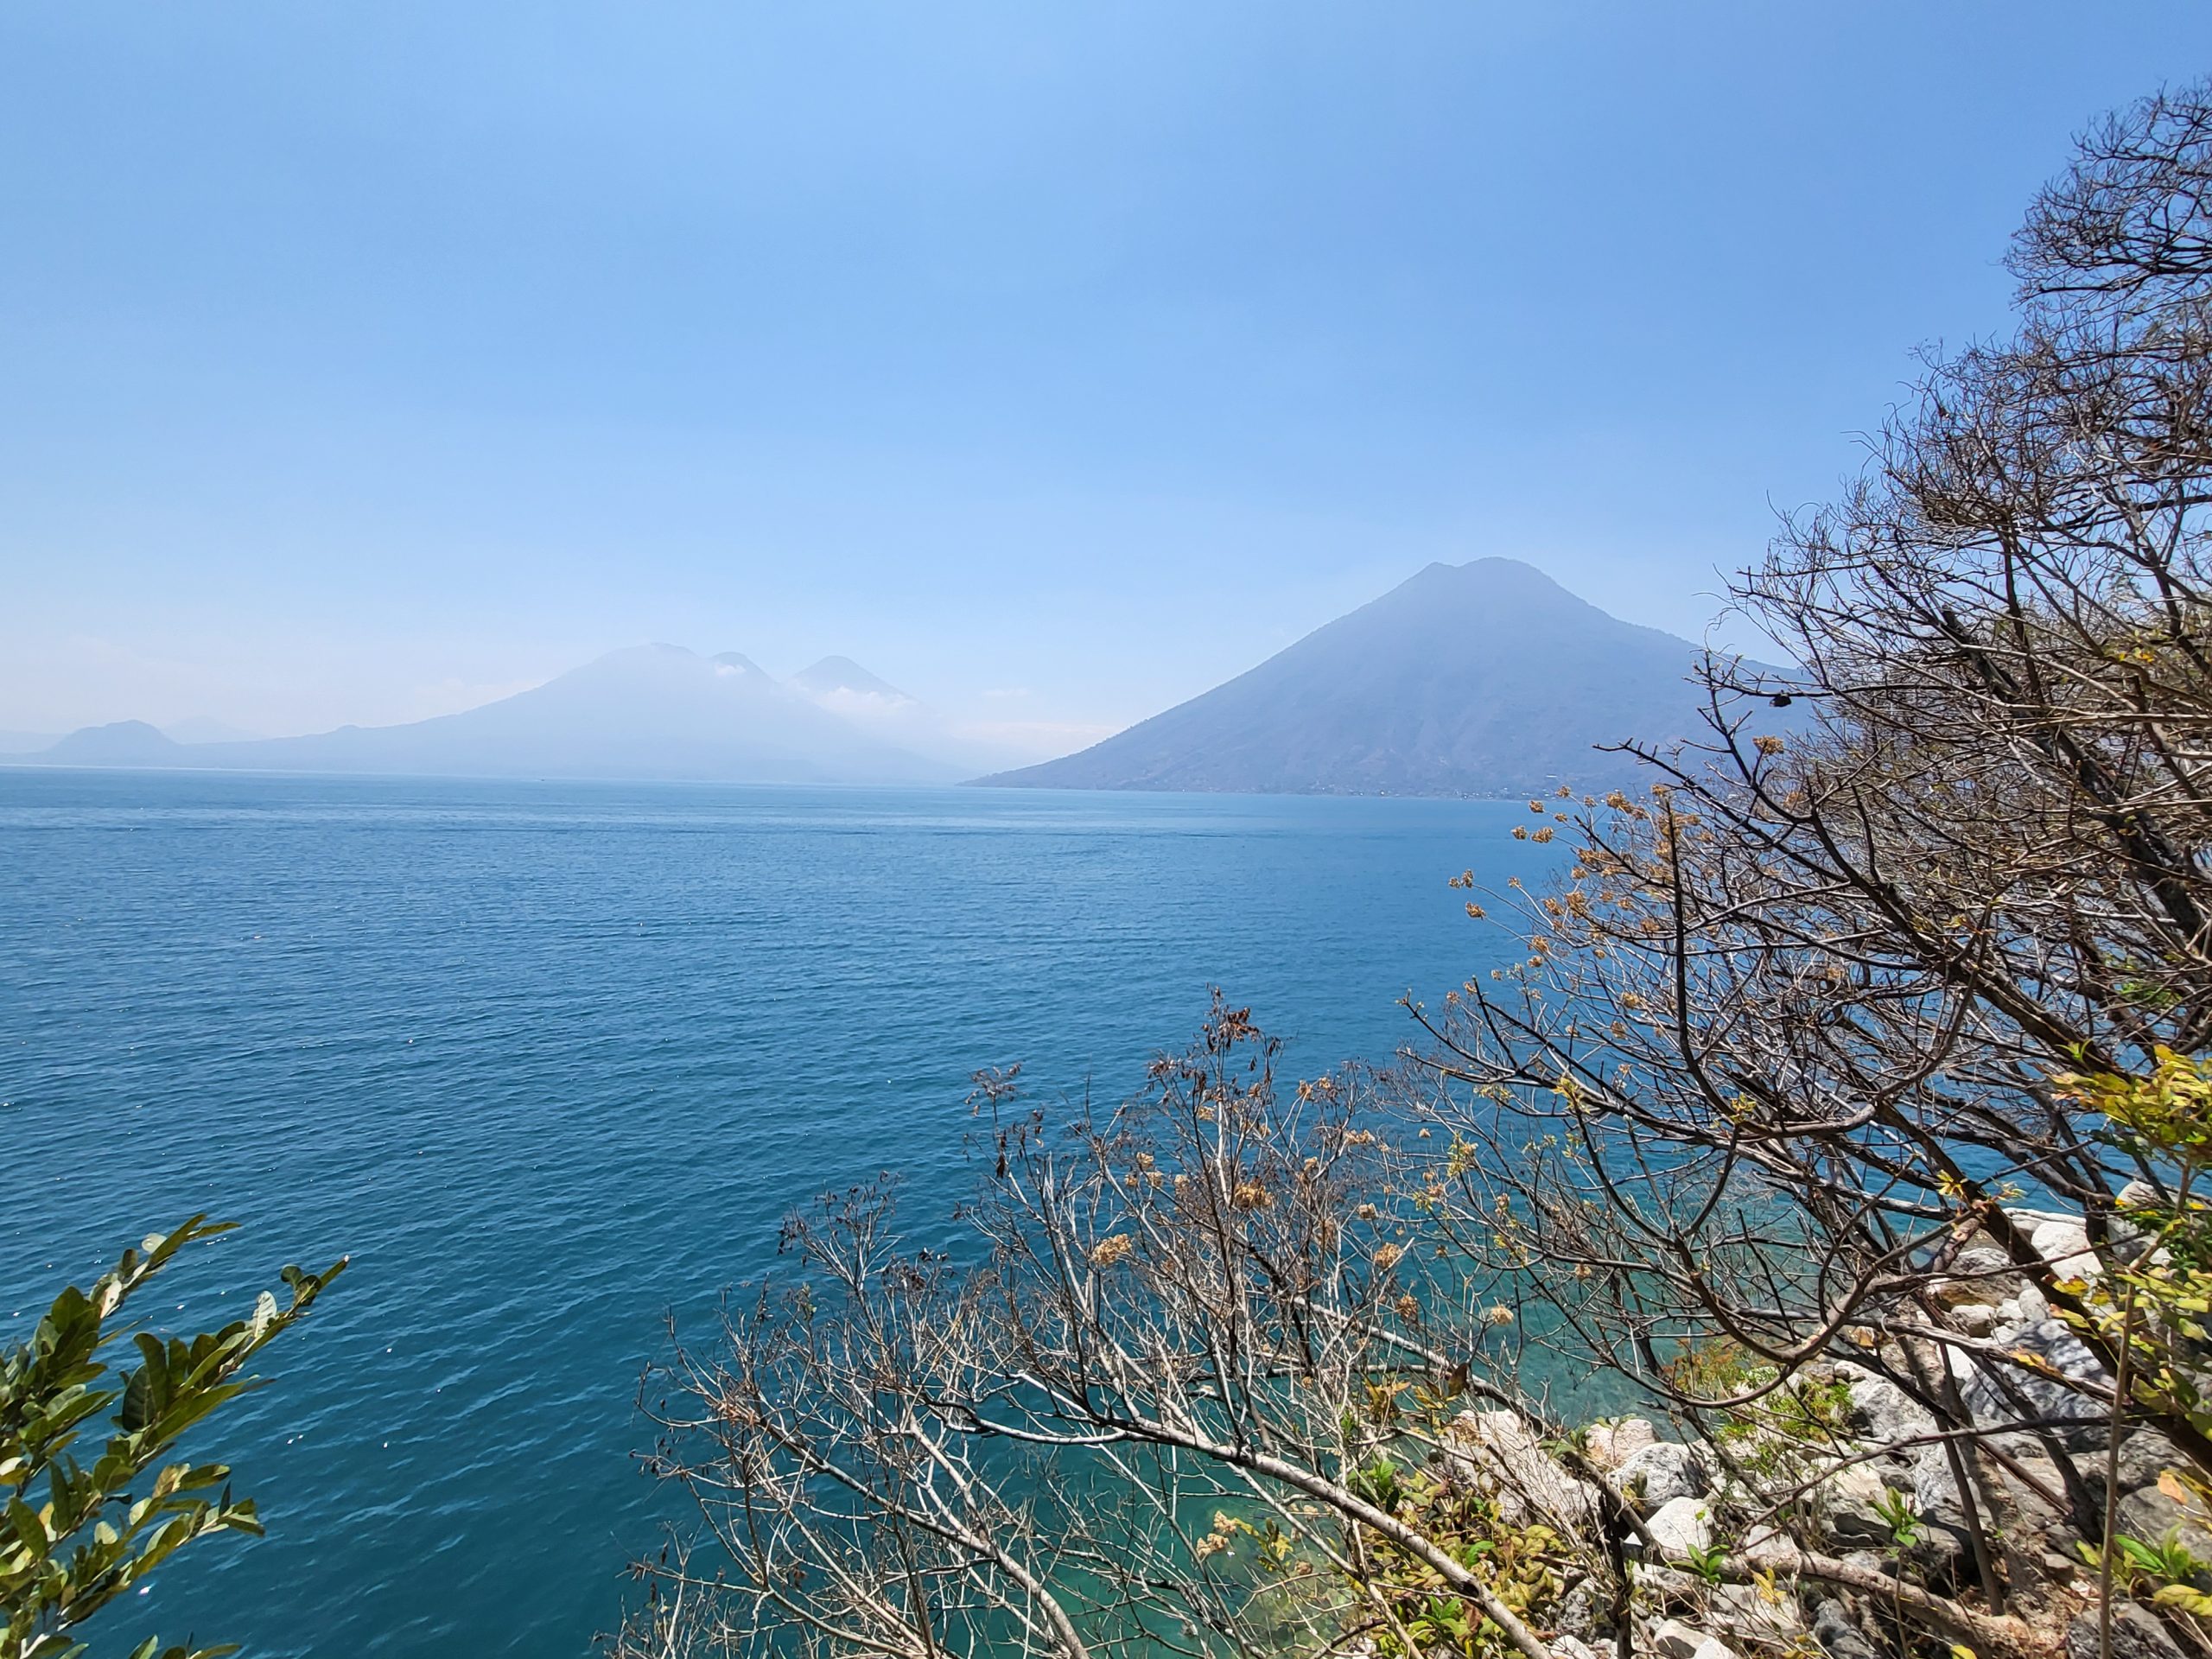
0;770;1561;1657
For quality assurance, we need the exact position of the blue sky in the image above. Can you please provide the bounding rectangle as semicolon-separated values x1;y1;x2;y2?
2;3;2204;751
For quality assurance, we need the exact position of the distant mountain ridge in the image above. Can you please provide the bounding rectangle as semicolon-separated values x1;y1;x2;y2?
974;558;1749;798
3;646;963;785
6;563;1761;795
41;720;186;766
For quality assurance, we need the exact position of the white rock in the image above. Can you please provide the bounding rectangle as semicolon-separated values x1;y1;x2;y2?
2112;1185;2163;1262
1821;1459;1900;1548
1444;1410;1601;1529
1738;1522;1797;1567
1709;1580;1806;1643
2031;1218;2099;1281
1587;1416;1659;1471
1691;1638;1740;1659
1644;1495;1713;1556
1649;1618;1707;1659
1831;1460;1886;1500
1611;1440;1708;1505
1953;1243;2018;1280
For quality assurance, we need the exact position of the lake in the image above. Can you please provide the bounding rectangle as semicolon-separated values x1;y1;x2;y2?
0;770;1562;1657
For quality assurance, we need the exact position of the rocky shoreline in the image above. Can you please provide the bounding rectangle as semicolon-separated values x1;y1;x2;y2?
1435;1204;2206;1659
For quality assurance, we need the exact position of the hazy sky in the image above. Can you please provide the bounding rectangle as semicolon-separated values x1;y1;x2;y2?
3;4;2205;749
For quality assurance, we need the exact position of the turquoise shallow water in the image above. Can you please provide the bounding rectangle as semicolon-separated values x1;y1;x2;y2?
0;770;1560;1657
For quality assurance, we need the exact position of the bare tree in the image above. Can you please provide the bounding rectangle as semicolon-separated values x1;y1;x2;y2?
1412;70;2212;1651
620;79;2212;1659
620;1003;1643;1659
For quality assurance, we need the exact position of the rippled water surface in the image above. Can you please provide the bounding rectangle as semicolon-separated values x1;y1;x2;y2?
0;770;1560;1657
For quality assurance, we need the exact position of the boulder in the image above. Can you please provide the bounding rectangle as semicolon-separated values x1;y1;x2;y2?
1587;1416;1660;1471
1811;1599;1884;1659
2083;1430;2184;1514
1819;1460;1899;1549
1643;1496;1713;1557
2031;1217;2100;1281
1952;1243;2020;1281
1951;1302;1999;1337
1997;1448;2074;1539
1911;1442;1967;1521
1832;1363;1936;1450
1646;1620;1737;1659
1705;1580;1807;1646
1554;1580;1605;1642
2066;1604;2188;1659
2118;1485;2212;1560
2112;1184;2164;1263
1736;1522;1797;1568
1611;1440;1709;1507
1444;1411;1601;1530
1957;1318;2108;1447
1993;1281;2051;1339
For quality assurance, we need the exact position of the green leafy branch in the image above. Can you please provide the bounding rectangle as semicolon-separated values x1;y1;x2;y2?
1;1216;346;1659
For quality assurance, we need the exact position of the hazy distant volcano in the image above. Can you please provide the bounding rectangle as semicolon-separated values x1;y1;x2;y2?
8;645;955;785
788;655;1034;775
791;656;916;706
975;558;1754;798
39;720;186;766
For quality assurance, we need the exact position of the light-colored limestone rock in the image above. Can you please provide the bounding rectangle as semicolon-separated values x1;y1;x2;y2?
1611;1440;1708;1506
1736;1522;1797;1568
1444;1410;1601;1530
1819;1460;1897;1548
1643;1496;1712;1557
1587;1416;1659;1471
1911;1442;1964;1519
2030;1217;2099;1281
1707;1580;1806;1645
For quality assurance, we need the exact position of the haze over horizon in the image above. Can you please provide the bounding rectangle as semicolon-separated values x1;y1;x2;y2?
4;3;2205;744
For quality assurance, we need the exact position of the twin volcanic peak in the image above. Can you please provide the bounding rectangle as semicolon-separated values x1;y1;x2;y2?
973;557;1745;797
5;646;963;785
